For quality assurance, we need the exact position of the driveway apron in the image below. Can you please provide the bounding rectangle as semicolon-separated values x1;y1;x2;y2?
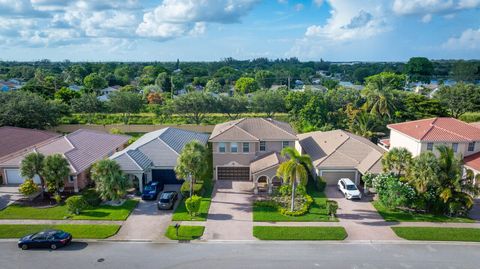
204;180;255;241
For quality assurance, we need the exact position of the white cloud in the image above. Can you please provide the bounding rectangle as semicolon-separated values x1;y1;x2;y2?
443;28;480;49
136;0;259;39
313;0;324;7
294;3;304;11
421;14;432;23
392;0;480;15
457;0;480;8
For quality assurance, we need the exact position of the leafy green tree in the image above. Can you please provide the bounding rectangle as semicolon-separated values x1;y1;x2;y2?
20;152;46;198
170;74;185;95
213;66;242;85
71;93;103;124
452;60;479;82
436;83;478;118
405;57;434;83
365;72;406;90
395;93;447;121
353;67;372;84
251;90;286;118
204;79;222;93
255;70;275;89
42;154;70;195
185;195;202;216
348;111;382;139
66;195;88;215
276;147;313;211
217;95;248;119
361;74;398;119
320;78;339;90
108;91;144;124
120;85;137;92
234;77;259;94
83;73;107;94
155;72;170;92
407;151;440;193
170;92;215;124
54;87;80;104
91;159;130;202
114;65;135;86
382;147;412;176
174;140;208;197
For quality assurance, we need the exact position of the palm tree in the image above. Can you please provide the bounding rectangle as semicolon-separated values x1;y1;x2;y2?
382;147;413;176
407;151;440;193
42;154;70;195
91;159;130;202
361;78;396;119
436;145;463;203
276;147;313;211
175;140;208;197
20;152;46;199
349;111;381;139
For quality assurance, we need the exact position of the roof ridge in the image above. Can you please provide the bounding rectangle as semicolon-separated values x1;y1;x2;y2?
261;118;296;138
126;150;143;170
429;118;476;141
156;137;180;155
209;118;246;140
388;117;437;128
343;130;384;153
232;125;259;140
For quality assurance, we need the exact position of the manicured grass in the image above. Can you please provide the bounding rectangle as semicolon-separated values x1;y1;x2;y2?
172;185;212;221
253;226;347;240
253;185;336;222
0;200;138;221
392;227;480;242
0;224;121;239
165;225;205;240
373;201;475;223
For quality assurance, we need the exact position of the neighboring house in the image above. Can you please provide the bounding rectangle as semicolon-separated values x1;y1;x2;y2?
0;129;129;192
298;130;385;186
380;117;480;178
0;127;61;184
68;85;82;92
97;85;121;101
209;118;297;194
110;127;209;191
0;79;23;92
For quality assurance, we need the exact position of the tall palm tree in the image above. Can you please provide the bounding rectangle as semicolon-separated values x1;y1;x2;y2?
276;147;313;211
349;111;381;139
20;152;46;199
42;154;70;195
382;147;413;176
407;151;440;193
91;159;130;202
436;145;463;203
175;140;208;197
361;78;396;119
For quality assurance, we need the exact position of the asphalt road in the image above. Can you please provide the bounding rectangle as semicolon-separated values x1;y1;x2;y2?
1;241;479;269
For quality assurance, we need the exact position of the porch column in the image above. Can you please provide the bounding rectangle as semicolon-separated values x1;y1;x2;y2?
267;177;272;194
254;178;258;194
73;176;79;193
135;173;144;191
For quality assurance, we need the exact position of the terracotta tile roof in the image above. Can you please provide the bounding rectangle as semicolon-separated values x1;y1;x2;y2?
0;126;60;160
388;118;480;142
209;118;297;142
464;152;480;172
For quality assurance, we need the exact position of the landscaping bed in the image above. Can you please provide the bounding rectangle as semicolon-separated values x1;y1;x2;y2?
0;224;121;239
253;226;347;240
165;225;205;240
172;186;212;221
0;200;138;221
392;227;480;242
373;201;475;223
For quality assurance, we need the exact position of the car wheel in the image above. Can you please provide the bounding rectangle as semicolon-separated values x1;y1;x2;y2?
21;244;28;250
50;244;57;250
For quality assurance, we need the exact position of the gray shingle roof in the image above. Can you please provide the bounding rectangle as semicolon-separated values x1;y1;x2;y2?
127;150;152;170
159;128;210;154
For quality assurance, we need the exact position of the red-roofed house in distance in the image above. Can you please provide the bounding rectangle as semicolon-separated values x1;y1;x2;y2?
379;117;480;179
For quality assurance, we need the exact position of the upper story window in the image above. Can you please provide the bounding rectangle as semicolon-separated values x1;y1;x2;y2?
68;175;76;183
282;141;290;149
231;142;238;153
427;143;434;151
242;142;249;153
259;141;266;151
468;142;475;152
219;142;226;153
452;143;458;153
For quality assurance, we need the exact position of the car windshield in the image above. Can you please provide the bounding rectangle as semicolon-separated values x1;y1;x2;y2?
160;198;171;203
144;186;155;191
346;185;357;191
54;231;68;239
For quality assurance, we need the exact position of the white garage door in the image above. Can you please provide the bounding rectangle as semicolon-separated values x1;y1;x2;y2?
5;169;40;184
320;171;357;186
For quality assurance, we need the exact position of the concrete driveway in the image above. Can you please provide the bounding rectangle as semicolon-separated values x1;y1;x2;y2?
325;185;400;241
469;199;480;220
0;186;23;210
113;184;181;241
203;180;255;241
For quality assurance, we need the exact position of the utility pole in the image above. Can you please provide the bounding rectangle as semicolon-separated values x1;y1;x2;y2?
287;76;291;89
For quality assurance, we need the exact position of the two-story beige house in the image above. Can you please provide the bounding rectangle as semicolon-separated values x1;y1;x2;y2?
379;117;480;177
209;118;297;194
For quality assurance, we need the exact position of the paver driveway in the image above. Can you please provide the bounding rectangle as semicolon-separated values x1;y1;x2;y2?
113;185;181;241
325;185;400;241
203;180;255;241
0;186;23;210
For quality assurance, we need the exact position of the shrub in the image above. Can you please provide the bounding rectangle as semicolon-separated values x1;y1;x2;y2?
66;195;88;215
109;128;124;135
373;173;416;209
185;195;202;216
18;179;39;197
277;184;307;197
82;188;102;206
180;182;204;197
326;200;338;217
53;193;62;204
257;194;314;217
316;176;326;192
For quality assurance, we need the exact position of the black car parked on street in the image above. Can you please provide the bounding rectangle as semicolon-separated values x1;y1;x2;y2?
18;230;72;250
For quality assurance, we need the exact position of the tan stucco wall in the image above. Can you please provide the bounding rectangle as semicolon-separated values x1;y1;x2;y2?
389;130;422;156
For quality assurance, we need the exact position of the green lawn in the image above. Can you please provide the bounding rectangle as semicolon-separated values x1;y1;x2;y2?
165;225;205;240
0;200;138;221
253;185;336;222
253;226;347;240
373;201;475;223
0;224;121;239
392;227;480;242
172;189;212;221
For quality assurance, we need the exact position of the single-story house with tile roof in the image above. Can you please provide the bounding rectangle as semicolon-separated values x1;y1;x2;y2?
298;130;386;185
0;129;130;192
110;127;210;191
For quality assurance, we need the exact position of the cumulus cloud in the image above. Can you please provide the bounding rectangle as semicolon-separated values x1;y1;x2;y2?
313;0;324;7
392;0;480;15
443;28;480;49
421;14;432;23
136;0;259;39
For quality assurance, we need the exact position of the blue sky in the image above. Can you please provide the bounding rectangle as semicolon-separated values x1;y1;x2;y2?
0;0;479;61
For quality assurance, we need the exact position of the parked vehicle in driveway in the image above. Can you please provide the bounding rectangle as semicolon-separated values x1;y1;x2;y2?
337;178;362;200
157;191;178;210
141;181;162;200
18;230;72;250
